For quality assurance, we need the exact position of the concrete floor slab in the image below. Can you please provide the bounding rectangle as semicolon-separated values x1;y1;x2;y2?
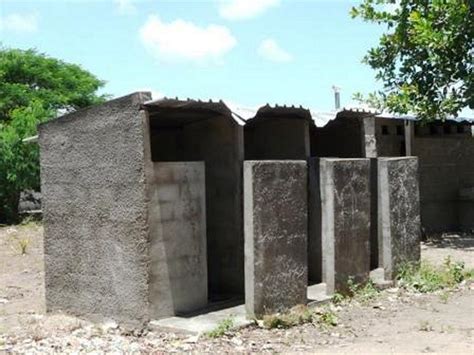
150;284;333;335
149;304;251;335
370;267;394;289
307;283;332;306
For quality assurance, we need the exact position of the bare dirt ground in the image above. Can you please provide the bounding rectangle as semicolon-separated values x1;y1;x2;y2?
1;224;473;354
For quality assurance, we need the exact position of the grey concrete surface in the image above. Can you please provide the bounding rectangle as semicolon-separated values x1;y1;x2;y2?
147;162;207;318
413;136;474;233
458;188;474;231
378;157;421;280
150;304;250;335
245;117;310;160
308;158;322;283
319;158;371;294
39;92;152;322
244;161;308;318
149;114;245;297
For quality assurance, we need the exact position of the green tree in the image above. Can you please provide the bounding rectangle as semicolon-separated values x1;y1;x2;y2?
351;0;473;120
0;47;107;224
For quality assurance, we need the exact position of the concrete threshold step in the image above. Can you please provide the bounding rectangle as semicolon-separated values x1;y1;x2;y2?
370;267;395;290
150;284;333;335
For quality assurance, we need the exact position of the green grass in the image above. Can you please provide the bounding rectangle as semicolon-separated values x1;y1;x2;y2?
262;305;337;330
348;278;380;303
397;257;474;293
316;308;338;328
205;316;235;338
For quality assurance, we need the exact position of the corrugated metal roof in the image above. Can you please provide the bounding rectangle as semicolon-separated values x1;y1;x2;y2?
143;97;247;125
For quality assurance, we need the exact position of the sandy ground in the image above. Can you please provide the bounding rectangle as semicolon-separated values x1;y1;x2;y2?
0;224;473;354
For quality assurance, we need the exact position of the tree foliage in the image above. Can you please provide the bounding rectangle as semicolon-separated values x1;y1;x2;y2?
0;47;107;223
351;0;473;120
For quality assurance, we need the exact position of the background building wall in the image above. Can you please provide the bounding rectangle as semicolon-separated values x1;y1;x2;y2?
413;135;474;232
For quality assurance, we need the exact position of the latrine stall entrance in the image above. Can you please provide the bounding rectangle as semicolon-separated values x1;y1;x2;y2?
143;98;245;311
244;105;326;302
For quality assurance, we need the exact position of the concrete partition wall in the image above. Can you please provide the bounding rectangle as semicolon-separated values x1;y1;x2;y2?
181;118;244;297
244;161;308;318
378;157;421;280
147;162;207;318
316;158;371;294
146;107;245;298
244;117;310;160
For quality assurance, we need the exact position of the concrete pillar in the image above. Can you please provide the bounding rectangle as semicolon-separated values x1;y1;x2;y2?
318;158;371;294
244;161;308;318
148;162;208;318
362;116;377;158
308;158;322;283
404;120;414;156
378;157;421;280
369;158;379;270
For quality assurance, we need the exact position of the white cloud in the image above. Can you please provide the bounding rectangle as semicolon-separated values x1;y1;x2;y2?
115;0;136;15
0;13;38;33
139;15;237;63
218;0;280;20
257;38;293;63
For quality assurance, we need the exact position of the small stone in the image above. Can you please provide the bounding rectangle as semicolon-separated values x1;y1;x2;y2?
231;337;243;346
183;335;199;343
101;321;119;333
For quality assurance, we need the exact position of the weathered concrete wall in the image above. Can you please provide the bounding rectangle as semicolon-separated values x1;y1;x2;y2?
413;136;474;232
311;117;363;158
458;188;474;231
149;115;245;296
182;118;244;297
244;161;308;318
308;159;322;283
369;158;378;270
319;158;371;294
378;157;421;280
39;92;152;322
375;117;406;157
245;118;310;160
148;162;207;318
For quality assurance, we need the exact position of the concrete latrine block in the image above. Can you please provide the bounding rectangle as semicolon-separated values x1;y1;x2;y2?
317;158;371;294
378;157;421;280
148;162;207;318
244;161;308;318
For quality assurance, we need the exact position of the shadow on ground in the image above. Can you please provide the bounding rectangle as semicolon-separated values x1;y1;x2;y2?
423;232;474;250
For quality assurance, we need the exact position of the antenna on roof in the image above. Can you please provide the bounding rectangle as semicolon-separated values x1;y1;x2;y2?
332;85;341;110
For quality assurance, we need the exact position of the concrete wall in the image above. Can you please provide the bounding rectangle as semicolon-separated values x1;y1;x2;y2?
413;136;474;232
311;117;363;158
375;117;406;157
245;118;310;160
318;158;371;294
378;157;421;280
149;115;244;297
458;188;474;231
39;92;152;322
147;162;207;318
308;159;322;283
244;161;308;318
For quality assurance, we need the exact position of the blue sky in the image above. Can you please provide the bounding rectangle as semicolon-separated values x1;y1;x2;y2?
0;0;428;112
